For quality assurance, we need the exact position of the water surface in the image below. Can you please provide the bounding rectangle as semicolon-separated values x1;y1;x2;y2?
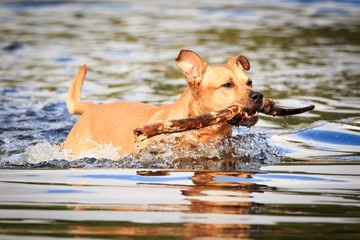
0;0;359;239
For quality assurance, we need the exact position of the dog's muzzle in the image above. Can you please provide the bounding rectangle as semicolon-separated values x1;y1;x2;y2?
227;91;263;128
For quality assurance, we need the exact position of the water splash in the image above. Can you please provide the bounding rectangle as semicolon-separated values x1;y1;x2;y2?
124;133;280;171
0;132;280;171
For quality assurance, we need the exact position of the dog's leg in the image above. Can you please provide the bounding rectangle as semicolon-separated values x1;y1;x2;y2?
66;65;98;115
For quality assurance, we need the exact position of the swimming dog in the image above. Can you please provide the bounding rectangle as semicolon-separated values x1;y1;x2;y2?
63;50;263;156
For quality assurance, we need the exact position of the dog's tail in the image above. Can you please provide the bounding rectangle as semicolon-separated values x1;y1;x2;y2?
66;65;98;115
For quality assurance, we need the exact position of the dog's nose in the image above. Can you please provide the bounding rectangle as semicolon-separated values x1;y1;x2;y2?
249;91;263;105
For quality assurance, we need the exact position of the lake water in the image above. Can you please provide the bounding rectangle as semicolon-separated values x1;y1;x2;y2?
0;0;359;239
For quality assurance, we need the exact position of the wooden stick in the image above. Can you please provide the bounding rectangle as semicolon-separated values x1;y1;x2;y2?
133;98;315;141
133;106;245;141
261;98;315;116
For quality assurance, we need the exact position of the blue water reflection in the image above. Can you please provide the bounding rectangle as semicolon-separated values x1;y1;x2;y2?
5;1;64;9
271;121;360;160
214;174;347;183
71;174;191;182
296;129;360;146
46;189;94;194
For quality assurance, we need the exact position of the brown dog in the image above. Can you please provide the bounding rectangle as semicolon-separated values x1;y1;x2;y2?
63;50;263;156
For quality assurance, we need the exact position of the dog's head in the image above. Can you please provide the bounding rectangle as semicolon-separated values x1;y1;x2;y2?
176;50;263;128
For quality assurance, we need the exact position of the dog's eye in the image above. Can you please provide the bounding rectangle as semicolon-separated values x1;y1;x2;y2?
222;82;234;88
247;80;253;86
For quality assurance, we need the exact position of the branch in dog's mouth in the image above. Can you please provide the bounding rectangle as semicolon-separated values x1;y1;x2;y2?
133;98;315;141
133;106;245;142
260;98;315;116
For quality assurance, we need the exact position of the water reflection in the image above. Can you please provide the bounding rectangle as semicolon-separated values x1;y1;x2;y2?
1;168;359;239
271;121;360;160
64;172;262;238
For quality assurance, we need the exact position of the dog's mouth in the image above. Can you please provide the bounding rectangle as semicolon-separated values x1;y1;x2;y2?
227;109;259;128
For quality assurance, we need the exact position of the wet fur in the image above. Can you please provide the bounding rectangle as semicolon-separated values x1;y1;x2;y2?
63;50;263;156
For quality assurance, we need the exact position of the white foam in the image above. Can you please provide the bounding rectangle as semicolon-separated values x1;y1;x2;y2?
0;131;280;171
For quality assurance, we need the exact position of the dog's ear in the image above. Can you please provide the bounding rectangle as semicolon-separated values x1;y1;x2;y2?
227;55;250;71
176;50;208;87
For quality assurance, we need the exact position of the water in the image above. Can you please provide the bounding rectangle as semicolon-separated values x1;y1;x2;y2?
0;167;359;239
0;0;360;239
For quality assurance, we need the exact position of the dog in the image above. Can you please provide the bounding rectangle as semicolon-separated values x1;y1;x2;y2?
63;50;263;156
